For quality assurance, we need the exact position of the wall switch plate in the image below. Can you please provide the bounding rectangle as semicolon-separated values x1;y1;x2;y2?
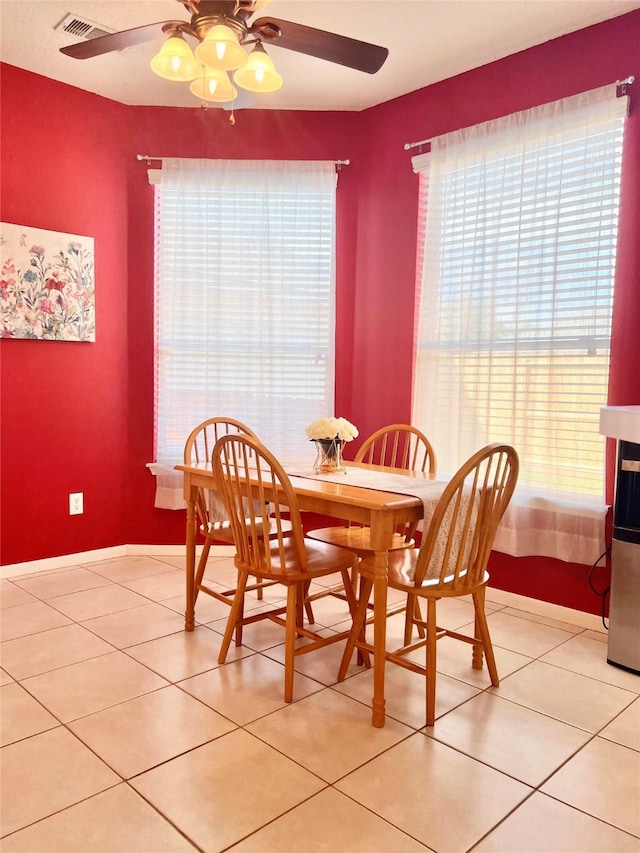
69;492;83;515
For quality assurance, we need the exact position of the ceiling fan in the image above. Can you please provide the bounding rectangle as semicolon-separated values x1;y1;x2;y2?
60;0;389;108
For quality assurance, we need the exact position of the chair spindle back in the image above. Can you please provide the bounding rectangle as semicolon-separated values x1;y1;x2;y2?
212;434;307;576
355;424;436;473
414;443;518;590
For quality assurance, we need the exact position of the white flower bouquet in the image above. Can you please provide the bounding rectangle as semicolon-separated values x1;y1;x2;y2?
305;417;359;442
305;417;358;473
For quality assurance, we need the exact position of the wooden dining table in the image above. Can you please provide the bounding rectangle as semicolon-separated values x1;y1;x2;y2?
175;459;429;728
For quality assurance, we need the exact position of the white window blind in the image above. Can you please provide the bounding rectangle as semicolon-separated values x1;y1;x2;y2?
153;158;337;471
412;85;628;563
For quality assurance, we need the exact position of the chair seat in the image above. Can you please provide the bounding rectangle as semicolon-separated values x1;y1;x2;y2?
249;538;356;582
383;547;477;590
307;525;413;557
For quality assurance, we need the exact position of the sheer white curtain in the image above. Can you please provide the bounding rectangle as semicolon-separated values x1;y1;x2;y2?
412;85;628;563
149;158;337;507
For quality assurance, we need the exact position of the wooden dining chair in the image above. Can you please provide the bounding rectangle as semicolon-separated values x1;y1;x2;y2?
183;416;292;619
305;424;437;636
337;442;519;726
212;433;360;702
308;424;436;553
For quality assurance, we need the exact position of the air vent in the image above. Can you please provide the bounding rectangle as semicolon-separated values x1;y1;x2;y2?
54;13;115;41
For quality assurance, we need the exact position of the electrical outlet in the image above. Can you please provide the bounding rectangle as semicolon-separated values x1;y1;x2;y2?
69;492;83;515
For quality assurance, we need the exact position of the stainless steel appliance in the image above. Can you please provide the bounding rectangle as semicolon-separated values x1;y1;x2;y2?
599;406;640;674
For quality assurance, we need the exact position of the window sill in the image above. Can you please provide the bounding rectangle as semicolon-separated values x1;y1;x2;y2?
149;463;608;566
493;490;608;565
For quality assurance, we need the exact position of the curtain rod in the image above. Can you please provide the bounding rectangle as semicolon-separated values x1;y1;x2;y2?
402;75;636;152
136;155;350;166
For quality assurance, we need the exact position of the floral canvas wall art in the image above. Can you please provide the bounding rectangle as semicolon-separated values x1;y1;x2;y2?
1;223;95;341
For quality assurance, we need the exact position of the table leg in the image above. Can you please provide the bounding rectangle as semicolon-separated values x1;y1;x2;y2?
185;496;196;632
371;547;389;728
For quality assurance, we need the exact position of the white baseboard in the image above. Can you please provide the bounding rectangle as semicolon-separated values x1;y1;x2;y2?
1;545;604;633
0;544;235;579
486;586;606;633
2;546;128;579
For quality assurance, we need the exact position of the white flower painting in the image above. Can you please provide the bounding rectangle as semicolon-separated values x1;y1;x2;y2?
1;223;95;342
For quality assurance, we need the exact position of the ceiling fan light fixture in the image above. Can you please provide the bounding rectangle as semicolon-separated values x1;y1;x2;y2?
194;23;247;71
189;67;238;103
150;33;200;82
59;3;390;120
234;41;283;93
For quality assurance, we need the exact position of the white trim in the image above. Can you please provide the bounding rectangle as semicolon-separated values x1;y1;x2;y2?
1;545;604;631
2;546;127;578
126;544;235;558
1;544;235;579
485;586;606;632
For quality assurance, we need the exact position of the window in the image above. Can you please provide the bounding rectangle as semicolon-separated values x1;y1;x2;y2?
153;158;337;467
412;85;628;562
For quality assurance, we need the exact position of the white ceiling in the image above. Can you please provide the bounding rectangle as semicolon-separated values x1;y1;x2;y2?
1;0;639;111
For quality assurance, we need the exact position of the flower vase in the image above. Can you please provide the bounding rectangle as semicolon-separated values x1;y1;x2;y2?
313;438;345;473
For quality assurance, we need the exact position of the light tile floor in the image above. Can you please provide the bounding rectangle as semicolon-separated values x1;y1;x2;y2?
1;552;639;852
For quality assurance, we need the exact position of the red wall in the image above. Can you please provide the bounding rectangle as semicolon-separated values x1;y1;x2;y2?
2;10;639;615
1;69;131;563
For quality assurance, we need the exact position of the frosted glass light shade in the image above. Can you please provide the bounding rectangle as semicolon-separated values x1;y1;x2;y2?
194;24;247;71
190;68;238;103
234;42;283;92
150;34;200;81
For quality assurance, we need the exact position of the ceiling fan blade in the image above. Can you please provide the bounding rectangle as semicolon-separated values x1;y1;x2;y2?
250;18;388;74
60;21;186;59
